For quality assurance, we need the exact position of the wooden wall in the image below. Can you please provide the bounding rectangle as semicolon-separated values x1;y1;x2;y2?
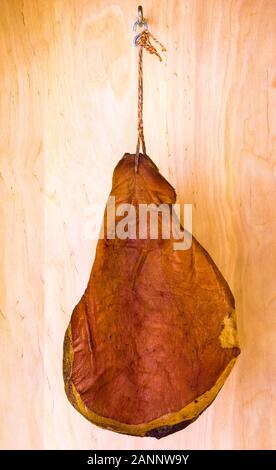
0;0;275;449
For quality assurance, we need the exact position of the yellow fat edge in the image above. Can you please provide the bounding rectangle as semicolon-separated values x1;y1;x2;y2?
63;324;237;437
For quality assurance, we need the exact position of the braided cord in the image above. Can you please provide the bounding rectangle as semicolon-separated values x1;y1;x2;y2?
134;30;166;172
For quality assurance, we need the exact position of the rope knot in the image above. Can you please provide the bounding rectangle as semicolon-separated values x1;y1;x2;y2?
136;30;166;62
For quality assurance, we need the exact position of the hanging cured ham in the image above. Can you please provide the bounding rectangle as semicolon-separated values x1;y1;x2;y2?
63;12;240;438
63;152;240;438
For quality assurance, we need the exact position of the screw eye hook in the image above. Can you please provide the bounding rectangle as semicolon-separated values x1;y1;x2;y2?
138;5;143;26
133;5;148;33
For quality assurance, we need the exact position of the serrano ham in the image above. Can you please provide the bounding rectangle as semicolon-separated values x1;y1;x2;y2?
63;153;240;438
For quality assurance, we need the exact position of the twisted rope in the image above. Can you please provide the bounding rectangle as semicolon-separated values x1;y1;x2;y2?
135;30;166;172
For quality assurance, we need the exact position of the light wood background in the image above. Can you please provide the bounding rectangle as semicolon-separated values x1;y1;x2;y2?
0;0;275;450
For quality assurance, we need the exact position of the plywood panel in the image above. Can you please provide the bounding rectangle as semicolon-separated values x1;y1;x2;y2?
0;0;275;449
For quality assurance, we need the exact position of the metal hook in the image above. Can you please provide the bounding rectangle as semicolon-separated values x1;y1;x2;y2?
133;5;148;33
138;5;143;26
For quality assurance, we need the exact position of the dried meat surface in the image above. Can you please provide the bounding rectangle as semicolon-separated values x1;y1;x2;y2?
63;153;240;438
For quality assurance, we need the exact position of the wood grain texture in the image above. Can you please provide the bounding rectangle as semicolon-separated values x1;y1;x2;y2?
0;0;275;449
